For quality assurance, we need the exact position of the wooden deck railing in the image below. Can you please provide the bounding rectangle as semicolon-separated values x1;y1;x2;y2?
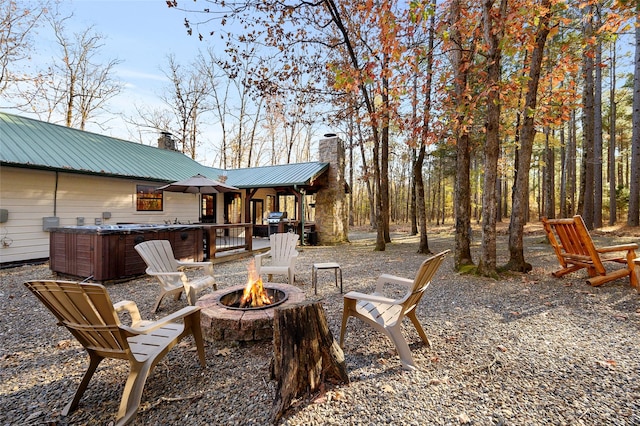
200;223;253;260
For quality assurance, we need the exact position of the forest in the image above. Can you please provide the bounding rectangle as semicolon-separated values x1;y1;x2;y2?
1;0;639;277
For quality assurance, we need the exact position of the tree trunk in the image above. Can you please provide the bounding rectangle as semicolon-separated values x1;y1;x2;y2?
270;301;349;423
609;43;617;225
506;0;552;273
477;0;505;278
593;6;603;228
416;145;430;254
581;5;595;230
629;9;640;227
543;127;555;219
560;123;567;217
450;0;474;269
416;3;435;255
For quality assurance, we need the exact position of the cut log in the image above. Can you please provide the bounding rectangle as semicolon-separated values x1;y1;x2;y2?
270;300;349;423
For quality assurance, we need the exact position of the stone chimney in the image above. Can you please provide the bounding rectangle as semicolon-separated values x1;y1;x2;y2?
315;134;349;245
158;131;177;151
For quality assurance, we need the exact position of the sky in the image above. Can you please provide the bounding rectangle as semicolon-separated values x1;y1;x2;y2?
10;0;221;161
68;0;208;141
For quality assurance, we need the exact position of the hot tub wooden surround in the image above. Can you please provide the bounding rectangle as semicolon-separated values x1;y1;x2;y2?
49;224;204;282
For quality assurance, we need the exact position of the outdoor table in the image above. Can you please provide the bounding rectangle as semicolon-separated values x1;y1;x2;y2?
312;262;343;295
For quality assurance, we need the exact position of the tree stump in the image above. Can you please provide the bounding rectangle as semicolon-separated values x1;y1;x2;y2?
270;300;349;423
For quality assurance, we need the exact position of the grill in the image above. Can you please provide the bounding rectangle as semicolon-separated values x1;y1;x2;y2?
267;212;287;234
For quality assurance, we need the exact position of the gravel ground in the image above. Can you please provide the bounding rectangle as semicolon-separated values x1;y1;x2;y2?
1;226;640;426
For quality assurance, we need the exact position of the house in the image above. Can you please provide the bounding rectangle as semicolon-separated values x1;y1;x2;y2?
0;112;348;267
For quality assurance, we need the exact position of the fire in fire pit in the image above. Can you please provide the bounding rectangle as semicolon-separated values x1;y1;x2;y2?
218;260;288;310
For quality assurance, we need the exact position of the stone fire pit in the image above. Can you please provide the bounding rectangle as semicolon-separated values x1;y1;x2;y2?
196;283;305;342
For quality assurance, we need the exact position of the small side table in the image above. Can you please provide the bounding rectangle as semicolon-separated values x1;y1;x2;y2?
312;262;343;295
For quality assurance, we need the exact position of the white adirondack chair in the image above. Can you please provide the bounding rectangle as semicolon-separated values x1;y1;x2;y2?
254;232;299;285
340;250;449;370
24;280;206;426
135;240;216;312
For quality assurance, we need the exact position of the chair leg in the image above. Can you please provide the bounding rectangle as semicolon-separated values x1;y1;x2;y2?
185;310;207;367
152;292;165;313
63;351;103;415
388;326;417;371
406;311;431;348
340;301;355;347
185;284;196;306
339;312;349;347
116;360;153;426
626;250;639;287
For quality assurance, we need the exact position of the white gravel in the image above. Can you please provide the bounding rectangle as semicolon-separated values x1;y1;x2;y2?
1;228;639;425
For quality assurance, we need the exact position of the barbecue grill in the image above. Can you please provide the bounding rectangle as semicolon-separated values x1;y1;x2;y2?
267;212;287;234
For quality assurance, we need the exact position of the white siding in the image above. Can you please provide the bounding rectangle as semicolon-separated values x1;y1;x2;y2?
0;167;203;264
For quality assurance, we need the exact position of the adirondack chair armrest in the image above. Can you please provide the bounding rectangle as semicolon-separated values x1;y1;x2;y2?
255;251;272;265
374;274;413;293
113;300;143;325
596;243;639;254
288;251;299;267
176;261;214;276
344;291;397;305
145;268;186;278
120;306;201;335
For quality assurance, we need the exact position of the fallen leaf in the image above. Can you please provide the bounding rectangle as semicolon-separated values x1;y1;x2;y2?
496;345;508;352
332;390;346;400
216;347;232;356
613;314;628;321
56;340;73;349
596;359;616;369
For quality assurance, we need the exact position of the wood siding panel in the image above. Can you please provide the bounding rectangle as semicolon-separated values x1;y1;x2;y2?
1;167;200;265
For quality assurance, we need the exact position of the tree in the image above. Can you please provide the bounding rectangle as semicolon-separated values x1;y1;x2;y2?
477;0;507;278
0;0;49;95
15;13;122;130
629;4;640;226
161;54;211;159
506;0;554;273
445;0;476;269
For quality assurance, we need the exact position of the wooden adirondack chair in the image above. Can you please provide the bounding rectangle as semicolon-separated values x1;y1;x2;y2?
135;240;216;312
23;280;206;426
340;250;449;370
254;233;299;285
541;215;639;287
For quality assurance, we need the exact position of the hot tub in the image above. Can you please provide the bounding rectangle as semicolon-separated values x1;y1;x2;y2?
49;224;204;282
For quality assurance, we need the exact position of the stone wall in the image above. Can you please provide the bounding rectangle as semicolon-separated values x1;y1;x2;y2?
315;136;349;245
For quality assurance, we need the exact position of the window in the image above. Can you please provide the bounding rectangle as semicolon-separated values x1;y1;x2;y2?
136;185;163;211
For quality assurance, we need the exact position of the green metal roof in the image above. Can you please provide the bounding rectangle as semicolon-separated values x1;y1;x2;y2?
226;162;329;189
0;112;223;181
0;112;329;188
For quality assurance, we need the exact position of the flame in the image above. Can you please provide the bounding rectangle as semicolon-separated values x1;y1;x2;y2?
240;259;273;308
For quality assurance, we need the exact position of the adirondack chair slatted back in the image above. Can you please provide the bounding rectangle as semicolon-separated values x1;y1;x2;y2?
543;216;594;264
135;240;179;273
542;215;639;287
269;233;299;266
401;250;448;315
24;280;130;358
